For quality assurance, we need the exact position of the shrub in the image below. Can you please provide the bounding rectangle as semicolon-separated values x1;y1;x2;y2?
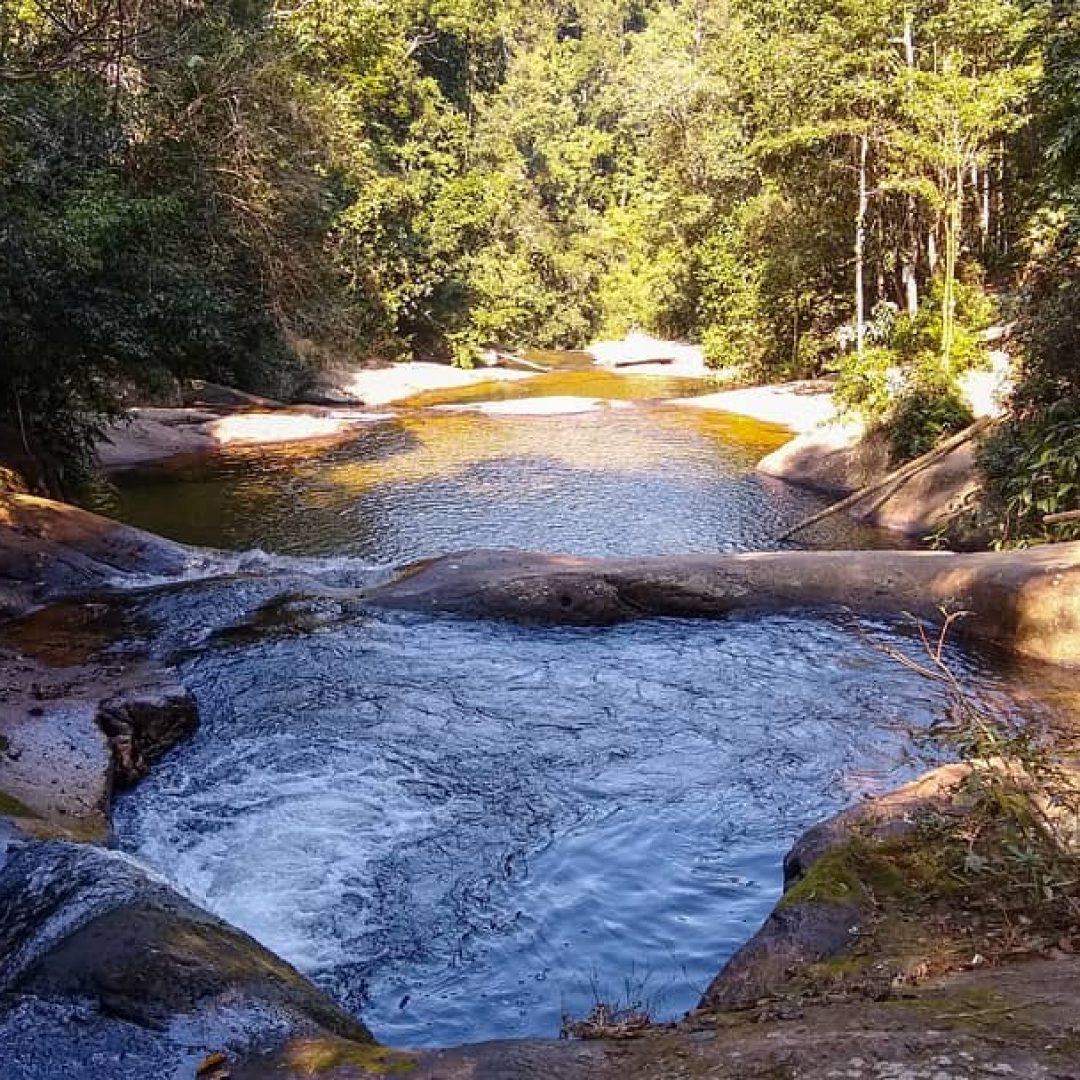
887;379;973;462
834;345;897;418
979;200;1080;546
981;399;1080;547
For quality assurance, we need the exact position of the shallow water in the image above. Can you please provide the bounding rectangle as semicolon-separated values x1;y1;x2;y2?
103;369;1031;1048
104;383;890;559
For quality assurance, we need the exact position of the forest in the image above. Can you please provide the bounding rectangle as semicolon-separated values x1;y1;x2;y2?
1;0;1079;539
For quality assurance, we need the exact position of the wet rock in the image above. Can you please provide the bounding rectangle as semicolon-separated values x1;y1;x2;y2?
96;680;199;789
0;649;198;840
365;544;1080;664
0;835;373;1080
700;901;863;1009
0;494;190;618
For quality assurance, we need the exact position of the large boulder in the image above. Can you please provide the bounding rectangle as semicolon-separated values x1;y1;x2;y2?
0;835;373;1080
757;421;983;537
0;495;190;618
699;764;974;1010
0;639;198;842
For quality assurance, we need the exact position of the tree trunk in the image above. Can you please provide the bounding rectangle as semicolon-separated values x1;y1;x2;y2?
900;12;919;316
941;162;963;372
902;256;919;315
855;132;869;355
979;163;991;248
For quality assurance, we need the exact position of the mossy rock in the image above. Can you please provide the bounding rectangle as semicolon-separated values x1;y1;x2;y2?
0;787;37;819
1;838;373;1070
278;1037;416;1076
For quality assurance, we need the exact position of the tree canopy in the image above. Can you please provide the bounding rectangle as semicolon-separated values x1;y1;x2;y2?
1;0;1076;500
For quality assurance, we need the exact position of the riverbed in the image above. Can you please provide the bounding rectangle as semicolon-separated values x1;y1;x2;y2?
93;369;1062;1047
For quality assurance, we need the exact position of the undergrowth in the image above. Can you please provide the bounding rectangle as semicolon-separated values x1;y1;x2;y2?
864;610;1080;952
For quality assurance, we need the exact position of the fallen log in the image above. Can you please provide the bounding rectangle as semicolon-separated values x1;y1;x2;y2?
364;543;1080;665
1045;510;1080;526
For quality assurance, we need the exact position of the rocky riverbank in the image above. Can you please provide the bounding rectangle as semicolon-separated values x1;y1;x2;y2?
3;492;1080;1077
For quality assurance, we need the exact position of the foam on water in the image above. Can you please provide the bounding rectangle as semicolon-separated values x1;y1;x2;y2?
106;545;389;594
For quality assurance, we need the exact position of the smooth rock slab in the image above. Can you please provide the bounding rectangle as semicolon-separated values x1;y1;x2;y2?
0;494;190;617
0;646;198;841
757;422;982;537
365;545;1080;665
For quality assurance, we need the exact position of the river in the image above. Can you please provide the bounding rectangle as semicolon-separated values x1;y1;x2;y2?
96;370;1058;1046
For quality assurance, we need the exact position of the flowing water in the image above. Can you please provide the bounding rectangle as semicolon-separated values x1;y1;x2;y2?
98;369;1058;1047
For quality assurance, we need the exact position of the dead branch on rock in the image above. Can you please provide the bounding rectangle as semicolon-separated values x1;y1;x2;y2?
777;417;993;541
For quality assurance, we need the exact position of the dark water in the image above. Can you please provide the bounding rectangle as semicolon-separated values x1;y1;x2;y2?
105;370;1012;1047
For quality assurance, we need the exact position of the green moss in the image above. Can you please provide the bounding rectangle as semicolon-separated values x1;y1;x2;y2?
779;847;869;908
897;986;1040;1036
160;922;372;1042
781;834;957;912
0;788;38;819
283;1037;416;1076
808;953;874;978
853;849;911;899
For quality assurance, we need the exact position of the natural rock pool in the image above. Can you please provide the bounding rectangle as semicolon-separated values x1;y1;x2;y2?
99;372;890;560
98;371;1054;1047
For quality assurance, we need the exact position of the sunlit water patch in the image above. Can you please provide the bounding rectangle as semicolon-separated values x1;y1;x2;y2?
104;404;894;560
112;595;1022;1047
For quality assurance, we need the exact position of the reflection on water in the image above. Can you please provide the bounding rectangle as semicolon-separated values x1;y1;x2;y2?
398;368;716;407
106;394;892;561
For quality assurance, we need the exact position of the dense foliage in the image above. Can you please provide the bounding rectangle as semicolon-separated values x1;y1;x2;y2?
980;2;1080;545
0;0;1077;492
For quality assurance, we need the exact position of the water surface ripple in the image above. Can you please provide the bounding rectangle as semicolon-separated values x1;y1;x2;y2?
115;601;1011;1047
